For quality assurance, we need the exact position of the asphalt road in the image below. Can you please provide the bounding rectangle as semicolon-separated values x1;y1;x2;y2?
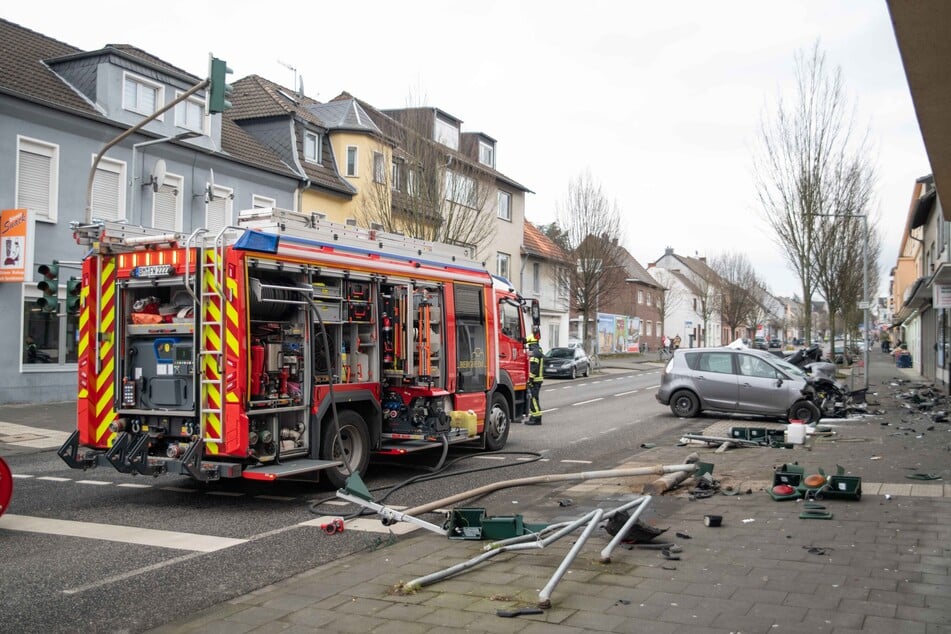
0;366;700;633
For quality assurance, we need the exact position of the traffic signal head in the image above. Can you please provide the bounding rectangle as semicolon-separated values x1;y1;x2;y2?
66;277;82;314
208;57;233;114
37;261;59;311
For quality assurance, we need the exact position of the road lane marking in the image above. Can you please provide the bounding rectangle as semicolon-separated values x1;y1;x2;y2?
473;455;507;460
117;483;152;489
160;486;196;493
11;474;34;479
76;480;111;486
561;459;593;464
37;476;71;482
573;398;604;406
614;390;639;396
0;514;247;552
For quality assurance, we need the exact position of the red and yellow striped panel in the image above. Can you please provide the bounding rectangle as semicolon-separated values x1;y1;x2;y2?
201;251;241;454
78;256;118;447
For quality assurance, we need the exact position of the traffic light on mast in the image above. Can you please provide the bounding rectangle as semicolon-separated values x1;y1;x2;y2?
208;57;233;114
36;261;59;313
66;277;82;315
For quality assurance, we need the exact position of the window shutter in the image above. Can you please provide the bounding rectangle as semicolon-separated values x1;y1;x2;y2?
92;167;120;221
17;149;51;218
153;184;177;230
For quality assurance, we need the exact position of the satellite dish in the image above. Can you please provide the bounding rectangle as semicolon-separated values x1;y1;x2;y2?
150;159;167;193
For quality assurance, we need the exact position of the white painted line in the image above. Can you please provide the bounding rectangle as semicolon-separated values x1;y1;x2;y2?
614;390;639;397
573;398;604;406
561;386;573;390
473;455;506;461
540;408;558;414
561;459;593;464
76;480;111;486
37;476;72;482
254;495;296;502
207;491;244;497
11;474;34;479
576;437;591;442
160;486;196;493
0;514;247;552
117;483;152;489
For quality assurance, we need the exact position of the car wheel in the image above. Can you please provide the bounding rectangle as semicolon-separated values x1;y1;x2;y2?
670;390;700;418
570;366;577;379
788;400;820;425
484;392;510;451
320;409;370;490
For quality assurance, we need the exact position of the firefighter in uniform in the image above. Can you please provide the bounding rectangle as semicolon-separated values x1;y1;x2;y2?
526;334;544;425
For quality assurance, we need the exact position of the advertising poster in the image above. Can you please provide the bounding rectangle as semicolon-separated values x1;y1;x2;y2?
0;208;28;282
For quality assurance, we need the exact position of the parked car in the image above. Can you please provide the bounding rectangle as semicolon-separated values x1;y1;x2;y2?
543;347;590;379
753;337;768;350
655;347;820;423
768;339;782;349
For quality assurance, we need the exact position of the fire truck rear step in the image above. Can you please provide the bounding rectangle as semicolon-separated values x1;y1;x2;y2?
242;459;343;481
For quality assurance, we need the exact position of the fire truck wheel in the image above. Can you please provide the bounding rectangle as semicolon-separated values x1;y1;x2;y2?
320;410;370;490
484;393;510;451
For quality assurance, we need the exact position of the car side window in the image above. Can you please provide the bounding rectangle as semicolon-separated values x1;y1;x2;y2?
697;352;734;374
738;355;779;379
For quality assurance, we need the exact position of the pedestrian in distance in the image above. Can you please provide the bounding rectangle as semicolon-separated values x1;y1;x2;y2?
673;334;681;350
526;334;544;425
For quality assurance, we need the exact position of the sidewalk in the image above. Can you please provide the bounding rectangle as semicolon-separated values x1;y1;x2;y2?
148;352;951;633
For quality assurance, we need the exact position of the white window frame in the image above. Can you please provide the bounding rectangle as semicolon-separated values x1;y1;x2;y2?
90;155;127;222
16;136;59;223
497;191;511;221
346;146;358;177
205;184;234;234
252;194;277;209
174;91;206;134
434;116;459;150
151;172;184;232
123;71;164;118
391;161;401;191
373;151;386;184
532;262;541;295
638;290;645;304
479;140;495;167
497;252;511;280
445;170;475;207
304;131;321;164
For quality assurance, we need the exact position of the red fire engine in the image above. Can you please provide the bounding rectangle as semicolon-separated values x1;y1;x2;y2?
58;208;539;488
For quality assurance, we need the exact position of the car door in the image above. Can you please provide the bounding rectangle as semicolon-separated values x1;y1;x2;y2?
736;353;787;415
693;351;739;410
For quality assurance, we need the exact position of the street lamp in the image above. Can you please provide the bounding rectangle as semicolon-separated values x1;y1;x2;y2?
818;212;869;392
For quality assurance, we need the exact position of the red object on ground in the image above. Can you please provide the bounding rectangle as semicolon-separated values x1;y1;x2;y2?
0;456;12;517
772;484;796;496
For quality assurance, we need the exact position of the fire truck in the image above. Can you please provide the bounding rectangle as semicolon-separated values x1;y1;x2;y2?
58;208;539;488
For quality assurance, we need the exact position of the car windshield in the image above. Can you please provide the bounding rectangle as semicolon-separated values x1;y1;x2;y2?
546;348;575;359
770;356;807;378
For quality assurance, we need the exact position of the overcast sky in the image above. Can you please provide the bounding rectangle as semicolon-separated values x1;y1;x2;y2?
4;1;928;298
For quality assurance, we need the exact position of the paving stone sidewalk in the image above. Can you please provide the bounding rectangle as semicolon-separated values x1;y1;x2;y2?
151;353;951;633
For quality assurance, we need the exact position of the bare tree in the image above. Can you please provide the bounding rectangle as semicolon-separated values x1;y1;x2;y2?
753;42;873;345
556;171;625;354
711;252;760;341
359;104;496;256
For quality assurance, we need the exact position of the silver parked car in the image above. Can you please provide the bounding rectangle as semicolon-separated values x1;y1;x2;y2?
655;347;820;423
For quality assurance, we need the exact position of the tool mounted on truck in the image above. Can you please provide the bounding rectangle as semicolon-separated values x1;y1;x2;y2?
58;208;539;488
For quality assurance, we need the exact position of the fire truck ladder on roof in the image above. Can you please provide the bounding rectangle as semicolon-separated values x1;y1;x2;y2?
235;207;483;269
184;226;233;447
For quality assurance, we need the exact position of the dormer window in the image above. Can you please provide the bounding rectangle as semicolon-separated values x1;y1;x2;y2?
175;92;205;134
479;140;495;167
123;72;163;117
304;131;321;163
434;115;458;150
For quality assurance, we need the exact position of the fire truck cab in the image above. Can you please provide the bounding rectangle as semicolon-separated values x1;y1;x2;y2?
59;208;538;488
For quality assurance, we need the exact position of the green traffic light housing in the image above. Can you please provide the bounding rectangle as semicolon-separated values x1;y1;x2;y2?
37;261;59;311
66;277;82;314
208;56;233;114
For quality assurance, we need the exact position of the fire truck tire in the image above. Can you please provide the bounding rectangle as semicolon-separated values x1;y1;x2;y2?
484;393;510;451
320;410;370;490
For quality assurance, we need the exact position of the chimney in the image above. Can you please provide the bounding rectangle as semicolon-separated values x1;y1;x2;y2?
664;247;674;256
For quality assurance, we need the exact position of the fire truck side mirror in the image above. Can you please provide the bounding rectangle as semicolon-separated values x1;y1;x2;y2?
530;299;540;327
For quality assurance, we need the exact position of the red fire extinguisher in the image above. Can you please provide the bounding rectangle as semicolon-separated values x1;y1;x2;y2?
251;340;265;397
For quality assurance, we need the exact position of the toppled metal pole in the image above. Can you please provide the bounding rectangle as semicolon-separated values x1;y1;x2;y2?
402;463;697;517
599;495;651;563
